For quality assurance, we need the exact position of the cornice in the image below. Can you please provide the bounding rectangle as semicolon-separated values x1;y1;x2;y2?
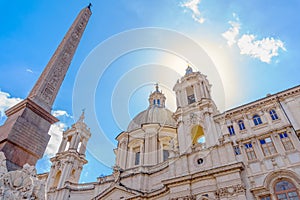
214;85;300;120
5;98;58;124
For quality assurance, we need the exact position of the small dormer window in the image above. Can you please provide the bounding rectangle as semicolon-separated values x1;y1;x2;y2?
157;99;160;105
153;99;156;105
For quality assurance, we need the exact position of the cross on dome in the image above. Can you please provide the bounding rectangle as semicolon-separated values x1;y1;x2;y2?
155;83;159;92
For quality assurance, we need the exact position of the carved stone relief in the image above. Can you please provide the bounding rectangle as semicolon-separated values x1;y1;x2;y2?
215;184;245;199
170;195;196;200
0;154;46;200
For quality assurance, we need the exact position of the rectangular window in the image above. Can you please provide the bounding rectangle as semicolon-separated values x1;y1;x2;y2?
228;125;235;136
163;149;169;161
135;152;140;165
187;86;196;104
244;142;256;160
233;146;241;155
187;94;195;104
279;132;294;151
260;137;276;156
260;196;271;200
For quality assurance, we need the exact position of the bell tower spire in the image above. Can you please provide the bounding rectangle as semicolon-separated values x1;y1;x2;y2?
173;65;219;154
47;111;91;195
0;5;92;171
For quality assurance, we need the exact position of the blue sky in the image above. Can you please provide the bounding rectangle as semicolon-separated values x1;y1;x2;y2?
0;0;299;183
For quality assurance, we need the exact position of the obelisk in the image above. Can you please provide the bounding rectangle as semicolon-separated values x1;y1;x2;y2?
0;4;92;171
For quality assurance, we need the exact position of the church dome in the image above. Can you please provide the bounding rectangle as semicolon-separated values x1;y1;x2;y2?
127;84;176;132
127;106;176;132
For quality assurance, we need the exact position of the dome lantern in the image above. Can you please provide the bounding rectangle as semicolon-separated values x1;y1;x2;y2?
148;83;166;108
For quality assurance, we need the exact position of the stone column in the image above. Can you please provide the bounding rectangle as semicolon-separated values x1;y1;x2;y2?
79;138;87;154
69;134;77;149
74;134;81;150
182;89;188;106
58;162;72;188
194;83;202;102
178;121;192;155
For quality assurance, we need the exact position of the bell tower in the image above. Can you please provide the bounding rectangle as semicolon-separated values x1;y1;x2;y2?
0;5;92;171
173;66;219;154
47;111;91;191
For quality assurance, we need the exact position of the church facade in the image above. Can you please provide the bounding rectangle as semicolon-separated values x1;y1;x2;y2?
0;4;300;200
44;68;300;200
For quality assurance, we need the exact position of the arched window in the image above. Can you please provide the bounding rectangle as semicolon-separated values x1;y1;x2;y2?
133;146;140;166
53;171;61;188
65;141;70;151
274;180;299;200
270;109;279;120
238;120;245;130
64;136;72;151
77;141;82;153
227;125;235;136
253;115;262;126
191;125;205;145
135;152;140;165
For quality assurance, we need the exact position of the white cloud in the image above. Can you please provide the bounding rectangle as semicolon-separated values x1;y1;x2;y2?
46;110;73;156
222;21;240;46
237;34;286;63
26;68;33;73
0;89;70;157
45;122;66;156
181;0;205;24
52;110;72;118
0;90;22;118
222;15;286;63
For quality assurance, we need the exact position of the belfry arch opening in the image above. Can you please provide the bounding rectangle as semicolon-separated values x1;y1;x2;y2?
191;125;205;145
53;171;61;188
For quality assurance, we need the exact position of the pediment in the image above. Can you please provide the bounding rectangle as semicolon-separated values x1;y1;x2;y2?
94;184;140;200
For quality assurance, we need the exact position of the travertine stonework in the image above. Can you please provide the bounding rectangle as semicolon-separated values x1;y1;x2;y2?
45;68;300;200
0;152;46;200
1;4;300;200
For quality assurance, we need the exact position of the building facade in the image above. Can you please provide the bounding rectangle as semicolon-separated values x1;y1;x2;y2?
45;67;300;200
1;4;300;200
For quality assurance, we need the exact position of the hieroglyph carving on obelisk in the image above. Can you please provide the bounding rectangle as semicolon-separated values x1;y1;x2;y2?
0;5;92;171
